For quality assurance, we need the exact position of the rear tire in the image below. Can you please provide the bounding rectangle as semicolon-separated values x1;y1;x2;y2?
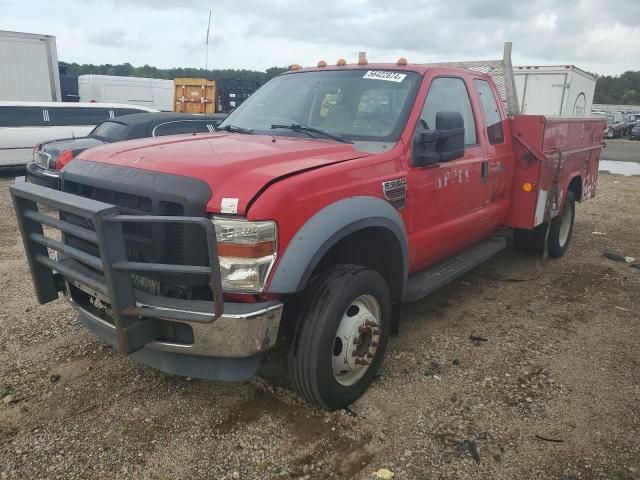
547;191;575;258
289;264;391;410
513;191;575;258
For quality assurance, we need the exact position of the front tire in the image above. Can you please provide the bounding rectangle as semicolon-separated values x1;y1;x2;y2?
289;264;391;410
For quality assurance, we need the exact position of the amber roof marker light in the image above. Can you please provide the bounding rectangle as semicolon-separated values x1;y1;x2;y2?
336;58;347;66
358;51;368;65
317;60;327;67
289;64;302;71
397;57;408;66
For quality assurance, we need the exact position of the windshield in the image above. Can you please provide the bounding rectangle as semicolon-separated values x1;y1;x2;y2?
606;116;614;124
219;69;420;143
90;121;128;141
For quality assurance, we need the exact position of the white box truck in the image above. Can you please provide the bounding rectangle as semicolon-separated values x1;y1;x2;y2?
0;30;61;102
78;75;174;112
514;65;596;116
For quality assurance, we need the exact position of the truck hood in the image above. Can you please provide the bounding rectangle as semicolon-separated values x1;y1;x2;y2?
74;132;371;214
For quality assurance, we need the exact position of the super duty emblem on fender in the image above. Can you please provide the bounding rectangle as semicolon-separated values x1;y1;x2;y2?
382;177;407;209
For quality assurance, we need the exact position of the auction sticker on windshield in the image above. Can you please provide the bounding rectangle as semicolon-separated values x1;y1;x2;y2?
363;71;407;83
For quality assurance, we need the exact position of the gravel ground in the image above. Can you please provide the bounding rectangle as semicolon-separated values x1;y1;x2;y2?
1;171;639;480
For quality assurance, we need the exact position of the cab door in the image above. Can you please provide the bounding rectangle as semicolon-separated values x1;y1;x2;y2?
472;78;510;221
405;75;493;272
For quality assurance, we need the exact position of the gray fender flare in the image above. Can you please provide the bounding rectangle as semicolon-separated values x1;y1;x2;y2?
267;196;409;295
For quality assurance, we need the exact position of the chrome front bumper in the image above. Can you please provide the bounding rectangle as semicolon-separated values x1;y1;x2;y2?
67;284;283;358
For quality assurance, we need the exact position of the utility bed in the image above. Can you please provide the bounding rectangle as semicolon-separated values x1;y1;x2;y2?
507;115;604;229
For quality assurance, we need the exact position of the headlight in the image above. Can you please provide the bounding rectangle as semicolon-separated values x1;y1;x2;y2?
212;217;277;293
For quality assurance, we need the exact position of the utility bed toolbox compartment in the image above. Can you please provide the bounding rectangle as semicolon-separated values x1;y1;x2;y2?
506;115;604;229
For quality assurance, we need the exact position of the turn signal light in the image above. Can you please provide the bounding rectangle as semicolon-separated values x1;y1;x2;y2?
217;241;276;258
522;182;535;192
55;150;75;171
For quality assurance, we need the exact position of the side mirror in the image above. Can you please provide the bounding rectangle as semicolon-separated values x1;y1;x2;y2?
412;111;465;166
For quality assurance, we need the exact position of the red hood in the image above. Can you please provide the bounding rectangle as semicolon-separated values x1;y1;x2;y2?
75;133;370;214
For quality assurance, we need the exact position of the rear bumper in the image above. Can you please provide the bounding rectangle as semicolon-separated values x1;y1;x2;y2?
26;162;60;189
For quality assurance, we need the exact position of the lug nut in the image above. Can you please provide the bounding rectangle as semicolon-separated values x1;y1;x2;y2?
355;359;370;366
365;320;379;327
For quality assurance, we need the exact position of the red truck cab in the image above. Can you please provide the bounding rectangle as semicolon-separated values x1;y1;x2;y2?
11;56;605;410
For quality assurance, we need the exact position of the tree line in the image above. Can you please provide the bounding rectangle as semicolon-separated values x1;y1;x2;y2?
59;62;640;105
593;71;640;105
58;62;289;86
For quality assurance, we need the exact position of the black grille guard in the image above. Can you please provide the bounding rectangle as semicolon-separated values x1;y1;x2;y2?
10;178;224;354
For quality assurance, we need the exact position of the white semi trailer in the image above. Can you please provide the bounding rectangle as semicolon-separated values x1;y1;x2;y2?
514;65;596;116
0;30;61;102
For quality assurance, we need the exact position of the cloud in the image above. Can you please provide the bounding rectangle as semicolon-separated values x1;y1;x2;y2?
1;0;637;75
86;27;129;48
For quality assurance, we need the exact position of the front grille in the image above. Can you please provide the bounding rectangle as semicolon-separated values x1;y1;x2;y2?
161;201;184;265
61;182;192;296
66;181;153;212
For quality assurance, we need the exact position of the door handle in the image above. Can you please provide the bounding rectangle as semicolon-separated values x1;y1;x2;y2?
481;161;489;184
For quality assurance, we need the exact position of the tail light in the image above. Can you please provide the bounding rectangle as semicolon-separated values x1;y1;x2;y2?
54;150;75;171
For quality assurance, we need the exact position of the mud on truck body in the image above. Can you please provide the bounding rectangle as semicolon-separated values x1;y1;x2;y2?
12;45;605;410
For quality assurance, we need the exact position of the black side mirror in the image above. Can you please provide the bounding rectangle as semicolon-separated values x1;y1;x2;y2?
412;111;465;166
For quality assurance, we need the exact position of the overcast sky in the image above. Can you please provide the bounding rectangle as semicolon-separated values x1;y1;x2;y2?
2;0;637;75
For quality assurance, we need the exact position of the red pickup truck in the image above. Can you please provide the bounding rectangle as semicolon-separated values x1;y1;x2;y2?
11;51;604;410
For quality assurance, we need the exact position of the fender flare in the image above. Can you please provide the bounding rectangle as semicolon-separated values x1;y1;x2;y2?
267;196;409;295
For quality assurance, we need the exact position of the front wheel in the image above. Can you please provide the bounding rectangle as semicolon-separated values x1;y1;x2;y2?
289;264;391;410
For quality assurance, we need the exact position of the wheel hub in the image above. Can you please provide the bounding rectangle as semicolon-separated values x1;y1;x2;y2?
332;295;382;386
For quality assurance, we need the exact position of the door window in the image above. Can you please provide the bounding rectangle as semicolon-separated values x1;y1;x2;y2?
90;121;128;141
474;79;504;144
0;107;48;127
420;77;477;145
48;107;112;126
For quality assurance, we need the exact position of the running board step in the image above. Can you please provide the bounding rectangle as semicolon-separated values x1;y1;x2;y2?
403;236;507;303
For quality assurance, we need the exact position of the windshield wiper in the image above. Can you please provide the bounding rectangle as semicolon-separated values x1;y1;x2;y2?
216;124;253;134
271;124;352;144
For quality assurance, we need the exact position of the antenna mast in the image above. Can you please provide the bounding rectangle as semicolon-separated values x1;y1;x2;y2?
205;10;212;73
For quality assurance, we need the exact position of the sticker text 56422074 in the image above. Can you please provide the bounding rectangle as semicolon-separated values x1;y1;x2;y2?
362;71;407;83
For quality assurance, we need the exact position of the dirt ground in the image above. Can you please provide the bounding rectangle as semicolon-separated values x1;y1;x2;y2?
1;170;639;480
